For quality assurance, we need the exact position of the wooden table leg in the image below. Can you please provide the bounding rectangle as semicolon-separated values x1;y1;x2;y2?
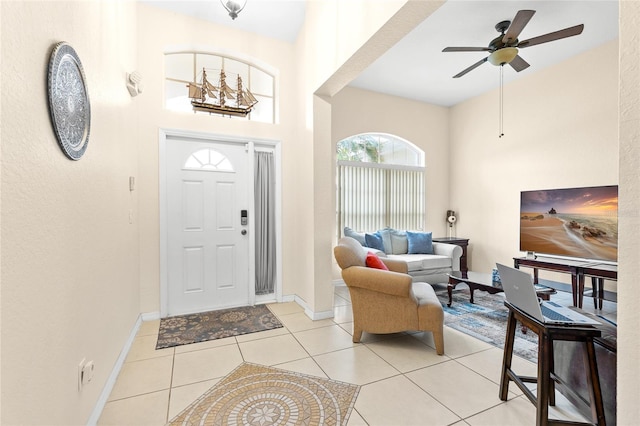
578;273;585;309
468;283;476;304
537;333;552;426
573;272;580;308
597;278;604;310
584;340;606;425
447;279;459;307
499;310;517;401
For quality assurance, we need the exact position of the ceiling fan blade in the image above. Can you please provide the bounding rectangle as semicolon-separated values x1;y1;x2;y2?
453;57;488;78
518;24;584;48
509;55;530;72
443;47;492;52
503;10;535;44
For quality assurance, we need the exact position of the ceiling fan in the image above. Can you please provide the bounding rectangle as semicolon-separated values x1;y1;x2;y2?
443;10;584;78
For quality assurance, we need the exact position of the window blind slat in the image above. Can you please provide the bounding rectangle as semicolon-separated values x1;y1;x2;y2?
337;164;424;236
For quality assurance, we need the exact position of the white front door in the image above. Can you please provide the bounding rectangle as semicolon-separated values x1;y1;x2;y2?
166;139;250;316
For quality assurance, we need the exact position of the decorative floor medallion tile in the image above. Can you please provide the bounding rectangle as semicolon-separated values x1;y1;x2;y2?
168;363;360;425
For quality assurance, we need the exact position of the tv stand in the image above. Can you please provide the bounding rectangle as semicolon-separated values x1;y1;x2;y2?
513;256;617;309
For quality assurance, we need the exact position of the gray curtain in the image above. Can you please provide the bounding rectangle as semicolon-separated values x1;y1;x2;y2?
254;151;276;295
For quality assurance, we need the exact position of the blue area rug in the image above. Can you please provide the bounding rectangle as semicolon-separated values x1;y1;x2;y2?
436;288;539;362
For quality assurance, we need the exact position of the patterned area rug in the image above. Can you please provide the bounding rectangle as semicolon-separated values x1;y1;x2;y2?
156;305;283;349
168;362;360;426
435;288;539;362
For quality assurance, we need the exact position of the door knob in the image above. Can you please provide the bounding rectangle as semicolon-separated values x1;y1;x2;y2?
241;229;247;235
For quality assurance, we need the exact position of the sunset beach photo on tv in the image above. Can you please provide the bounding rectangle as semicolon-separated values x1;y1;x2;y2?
520;185;618;262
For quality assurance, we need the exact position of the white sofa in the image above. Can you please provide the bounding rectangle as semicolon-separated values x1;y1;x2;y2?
344;227;463;285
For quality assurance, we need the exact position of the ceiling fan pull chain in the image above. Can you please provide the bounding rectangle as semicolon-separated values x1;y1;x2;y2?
499;65;504;138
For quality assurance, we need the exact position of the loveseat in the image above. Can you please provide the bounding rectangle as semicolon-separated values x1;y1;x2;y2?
343;227;463;285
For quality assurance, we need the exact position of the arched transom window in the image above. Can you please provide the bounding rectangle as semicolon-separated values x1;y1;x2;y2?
184;148;234;172
165;52;275;124
337;133;424;166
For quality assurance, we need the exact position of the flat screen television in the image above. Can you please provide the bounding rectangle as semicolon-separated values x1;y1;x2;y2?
520;185;618;263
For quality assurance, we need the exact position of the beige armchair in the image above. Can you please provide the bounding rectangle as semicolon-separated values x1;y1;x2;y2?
334;237;445;355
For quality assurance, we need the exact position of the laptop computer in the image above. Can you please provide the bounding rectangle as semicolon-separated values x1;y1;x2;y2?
496;263;600;326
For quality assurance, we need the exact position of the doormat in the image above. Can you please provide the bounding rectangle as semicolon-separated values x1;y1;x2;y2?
156;305;283;349
435;288;539;363
168;362;360;426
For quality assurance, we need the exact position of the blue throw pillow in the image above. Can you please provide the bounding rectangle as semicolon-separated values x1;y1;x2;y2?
389;229;408;254
406;231;433;254
376;228;393;254
344;226;366;246
365;232;385;251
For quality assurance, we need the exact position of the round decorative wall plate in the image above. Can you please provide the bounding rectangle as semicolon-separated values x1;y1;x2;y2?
47;42;91;160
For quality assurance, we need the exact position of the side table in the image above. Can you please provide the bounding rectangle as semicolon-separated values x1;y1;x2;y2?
433;237;469;275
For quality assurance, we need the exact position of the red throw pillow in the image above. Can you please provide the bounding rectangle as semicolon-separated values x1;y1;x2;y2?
366;252;389;270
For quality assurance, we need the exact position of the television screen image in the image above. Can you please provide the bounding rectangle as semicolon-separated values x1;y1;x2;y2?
520;185;618;262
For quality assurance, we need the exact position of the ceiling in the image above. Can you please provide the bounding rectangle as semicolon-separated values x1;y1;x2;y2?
142;0;307;42
143;1;619;107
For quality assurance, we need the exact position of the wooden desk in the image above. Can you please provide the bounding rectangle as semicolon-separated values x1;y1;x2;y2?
513;257;617;309
579;264;617;310
499;301;605;426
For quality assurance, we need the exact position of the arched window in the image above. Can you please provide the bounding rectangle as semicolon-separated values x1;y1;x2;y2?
337;133;424;166
164;52;275;124
337;133;425;233
184;148;234;172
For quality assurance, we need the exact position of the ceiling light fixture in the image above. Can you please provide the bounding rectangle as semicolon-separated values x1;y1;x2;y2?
220;0;247;20
488;47;518;66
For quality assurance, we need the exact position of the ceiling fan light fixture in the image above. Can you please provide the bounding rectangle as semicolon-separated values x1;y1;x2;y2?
221;0;247;20
488;47;519;66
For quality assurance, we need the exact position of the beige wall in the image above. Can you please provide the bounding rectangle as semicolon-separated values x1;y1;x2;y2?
449;40;619;277
1;1;140;424
135;4;298;313
2;0;639;423
617;1;640;422
330;87;450;279
289;0;420;314
305;1;445;314
332;86;450;233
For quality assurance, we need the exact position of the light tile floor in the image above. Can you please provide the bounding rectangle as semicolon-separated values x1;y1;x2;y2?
98;284;617;425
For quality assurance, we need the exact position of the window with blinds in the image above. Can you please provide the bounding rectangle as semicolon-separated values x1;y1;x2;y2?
336;133;425;235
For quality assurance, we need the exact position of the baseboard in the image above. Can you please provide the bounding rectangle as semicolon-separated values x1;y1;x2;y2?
86;315;143;425
280;294;296;303
293;294;334;321
142;311;161;321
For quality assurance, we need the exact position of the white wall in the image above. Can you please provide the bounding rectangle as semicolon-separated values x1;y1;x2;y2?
1;2;140;424
449;40;619;279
